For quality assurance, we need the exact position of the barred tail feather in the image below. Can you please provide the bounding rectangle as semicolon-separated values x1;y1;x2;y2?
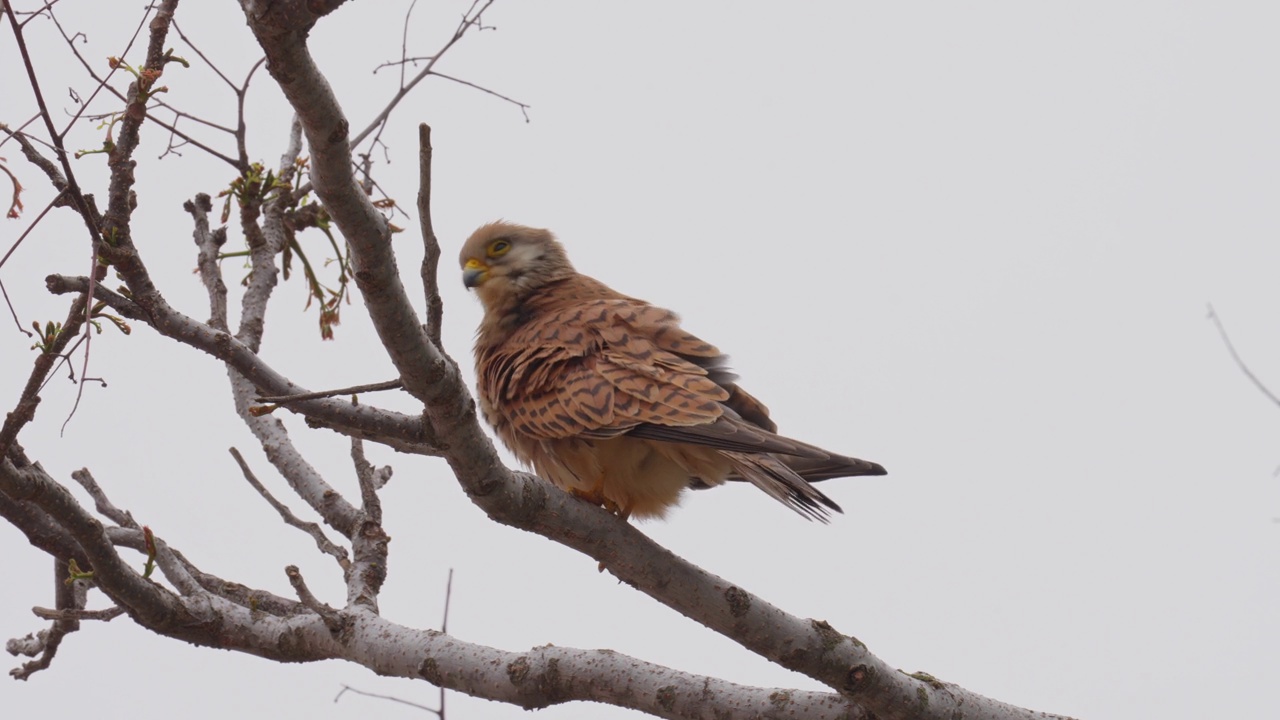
720;451;842;523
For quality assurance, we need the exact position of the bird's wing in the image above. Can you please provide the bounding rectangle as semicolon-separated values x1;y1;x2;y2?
482;298;732;440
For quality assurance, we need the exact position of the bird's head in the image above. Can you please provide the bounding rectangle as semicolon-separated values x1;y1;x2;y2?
459;221;574;309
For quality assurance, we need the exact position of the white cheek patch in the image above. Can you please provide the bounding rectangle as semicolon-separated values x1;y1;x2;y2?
504;244;543;268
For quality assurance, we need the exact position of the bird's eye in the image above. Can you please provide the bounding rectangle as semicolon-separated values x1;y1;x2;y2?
488;240;511;257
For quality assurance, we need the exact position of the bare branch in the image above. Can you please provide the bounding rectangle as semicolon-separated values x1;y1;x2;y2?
351;438;391;518
69;467;137;528
0;292;88;458
0;277;31;335
1207;303;1280;408
171;18;239;93
1;2;107;244
0;4;1077;717
351;0;497;150
257;379;402;404
185;192;229;331
0;190;67;274
44;5;241;168
44;275;145;319
0;478;87;566
31;606;125;622
45;274;442;461
418;123;445;347
0;125;71;206
228;447;349;568
373;619;870;720
277;115;304;182
285;564;344;633
5;561;89;680
438;567;454;716
0;450;191;633
229;370;363;538
346;434;390;609
335;684;442;717
106;525;301;615
431;71;530;121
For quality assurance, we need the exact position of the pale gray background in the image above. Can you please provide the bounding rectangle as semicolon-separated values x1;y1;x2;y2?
2;2;1277;718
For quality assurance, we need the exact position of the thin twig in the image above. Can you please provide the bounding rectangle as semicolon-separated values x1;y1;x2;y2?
0;277;30;335
47;0;149;142
397;0;419;90
229;448;349;568
334;684;442;718
350;0;497;150
0;191;66;273
257;379;403;404
15;0;63;29
0;0;107;240
1;126;69;200
294;0;501;200
0;113;41;151
440;568;454;633
171;19;238;92
46;5;240;168
439;568;454;718
431;71;529;121
322;571;453;715
1207;303;1280;408
233;58;267;170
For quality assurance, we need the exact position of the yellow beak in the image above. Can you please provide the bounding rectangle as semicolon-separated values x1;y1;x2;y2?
462;258;489;288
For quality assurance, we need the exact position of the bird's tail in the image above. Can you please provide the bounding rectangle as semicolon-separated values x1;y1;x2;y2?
780;452;887;483
720;451;843;522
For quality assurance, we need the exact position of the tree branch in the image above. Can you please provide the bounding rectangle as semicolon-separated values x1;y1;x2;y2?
347;436;390;609
228;447;349;568
0;4;1077;717
0;450;189;631
418;123;445;348
1207;303;1280;408
238;6;1076;719
257;379;402;404
44;274;441;456
0;292;87;458
5;561;90;680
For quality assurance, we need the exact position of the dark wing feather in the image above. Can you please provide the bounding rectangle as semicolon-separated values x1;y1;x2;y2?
483;298;729;441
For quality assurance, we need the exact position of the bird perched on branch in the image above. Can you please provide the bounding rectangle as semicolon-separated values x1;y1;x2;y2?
459;221;885;522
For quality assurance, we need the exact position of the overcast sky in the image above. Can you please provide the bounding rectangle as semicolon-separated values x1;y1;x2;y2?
3;2;1278;718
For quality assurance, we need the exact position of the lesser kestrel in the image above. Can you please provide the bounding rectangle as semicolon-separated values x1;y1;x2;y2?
460;221;885;521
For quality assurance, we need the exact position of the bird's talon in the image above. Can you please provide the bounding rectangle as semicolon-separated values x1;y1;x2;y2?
570;485;630;519
569;486;606;507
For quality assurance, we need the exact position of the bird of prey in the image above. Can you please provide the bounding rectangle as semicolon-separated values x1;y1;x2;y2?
459;221;885;522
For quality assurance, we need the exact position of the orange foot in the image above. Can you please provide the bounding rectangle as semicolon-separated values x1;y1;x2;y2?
569;484;628;518
569;485;606;508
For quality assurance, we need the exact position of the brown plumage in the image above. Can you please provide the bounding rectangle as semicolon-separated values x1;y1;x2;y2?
460;221;885;521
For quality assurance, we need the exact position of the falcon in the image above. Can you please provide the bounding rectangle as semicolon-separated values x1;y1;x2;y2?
460;221;885;521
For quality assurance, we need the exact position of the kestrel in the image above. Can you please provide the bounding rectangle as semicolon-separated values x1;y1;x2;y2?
460;221;885;521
